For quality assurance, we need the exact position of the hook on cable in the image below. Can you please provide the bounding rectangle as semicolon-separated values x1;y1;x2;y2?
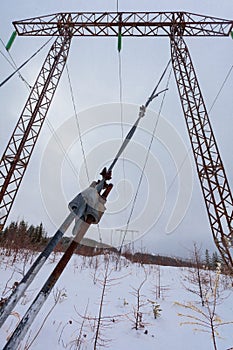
140;88;169;118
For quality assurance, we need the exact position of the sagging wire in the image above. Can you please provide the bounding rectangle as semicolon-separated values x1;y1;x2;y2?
209;63;233;113
66;65;90;183
166;61;233;197
117;2;127;203
116;0;120;12
118;46;124;160
0;47;15;68
0;38;31;91
0;34;80;192
65;64;104;243
0;36;54;88
45;119;79;180
117;60;172;253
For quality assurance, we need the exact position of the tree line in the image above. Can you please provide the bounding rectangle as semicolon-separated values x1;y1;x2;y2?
0;220;48;252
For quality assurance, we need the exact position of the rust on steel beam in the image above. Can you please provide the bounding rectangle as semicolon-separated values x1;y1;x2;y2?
170;24;233;271
0;33;72;230
13;11;233;37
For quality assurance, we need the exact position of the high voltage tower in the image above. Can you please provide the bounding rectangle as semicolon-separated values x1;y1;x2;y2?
0;11;233;271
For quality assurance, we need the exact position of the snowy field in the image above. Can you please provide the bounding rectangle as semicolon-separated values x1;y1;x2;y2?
0;251;233;350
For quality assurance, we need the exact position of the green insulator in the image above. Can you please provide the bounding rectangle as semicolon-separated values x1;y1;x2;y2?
231;31;233;39
6;31;17;51
118;31;122;52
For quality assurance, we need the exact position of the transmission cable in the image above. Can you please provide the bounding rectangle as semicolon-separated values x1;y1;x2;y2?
107;59;171;173
0;35;80;183
0;36;31;90
65;63;105;242
0;47;15;68
45;119;79;180
116;0;120;12
66;65;90;183
209;63;233;113
0;37;53;88
116;0;127;200
166;61;233;197
65;64;103;244
118;50;124;159
116;60;172;252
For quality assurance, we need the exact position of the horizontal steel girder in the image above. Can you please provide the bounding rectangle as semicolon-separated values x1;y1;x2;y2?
13;12;233;37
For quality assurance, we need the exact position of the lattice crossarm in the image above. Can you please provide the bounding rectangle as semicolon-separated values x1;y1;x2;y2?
13;12;233;37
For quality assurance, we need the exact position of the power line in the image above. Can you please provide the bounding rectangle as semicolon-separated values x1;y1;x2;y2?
116;0;120;12
166;61;233;197
0;37;53;88
209;63;233;113
66;65;90;183
0;36;31;89
0;35;80;184
118;63;172;252
117;44;127;195
116;0;127;199
45;119;79;180
65;65;104;242
0;48;15;68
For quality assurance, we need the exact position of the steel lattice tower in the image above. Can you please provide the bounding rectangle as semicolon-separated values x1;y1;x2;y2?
0;11;233;270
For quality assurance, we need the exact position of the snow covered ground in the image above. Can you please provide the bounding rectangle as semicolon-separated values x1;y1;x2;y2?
0;251;233;350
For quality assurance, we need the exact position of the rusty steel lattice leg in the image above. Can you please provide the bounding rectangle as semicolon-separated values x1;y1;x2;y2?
170;32;233;271
0;34;72;230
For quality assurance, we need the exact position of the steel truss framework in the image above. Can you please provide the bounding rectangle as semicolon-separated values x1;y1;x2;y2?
170;24;233;270
0;11;233;270
13;12;232;37
0;31;72;230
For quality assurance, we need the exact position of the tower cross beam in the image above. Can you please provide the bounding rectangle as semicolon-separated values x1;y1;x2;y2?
13;11;233;37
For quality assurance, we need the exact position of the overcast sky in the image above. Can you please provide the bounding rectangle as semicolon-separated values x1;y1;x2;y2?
1;0;233;258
